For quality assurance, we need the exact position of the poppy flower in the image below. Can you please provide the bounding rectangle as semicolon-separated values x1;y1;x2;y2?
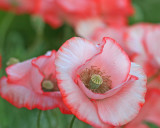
55;37;147;127
0;50;71;113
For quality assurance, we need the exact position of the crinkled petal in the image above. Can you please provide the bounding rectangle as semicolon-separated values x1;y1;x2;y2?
77;75;137;100
6;59;33;82
95;63;147;126
0;77;71;113
6;59;44;94
125;89;160;128
32;50;56;78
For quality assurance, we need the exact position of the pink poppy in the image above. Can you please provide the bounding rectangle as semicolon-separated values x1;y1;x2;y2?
0;50;71;113
124;89;160;128
125;23;160;77
55;37;147;127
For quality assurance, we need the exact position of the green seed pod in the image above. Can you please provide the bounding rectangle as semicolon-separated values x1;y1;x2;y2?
89;74;103;89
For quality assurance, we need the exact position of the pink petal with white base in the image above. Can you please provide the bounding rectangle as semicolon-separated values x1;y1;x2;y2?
95;63;147;126
125;89;160;128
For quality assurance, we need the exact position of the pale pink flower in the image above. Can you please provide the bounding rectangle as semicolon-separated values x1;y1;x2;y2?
0;50;71;113
55;37;147;127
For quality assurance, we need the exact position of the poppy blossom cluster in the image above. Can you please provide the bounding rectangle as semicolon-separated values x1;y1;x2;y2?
0;50;71;114
0;36;147;127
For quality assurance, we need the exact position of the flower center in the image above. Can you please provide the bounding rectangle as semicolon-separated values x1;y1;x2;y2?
80;66;112;94
89;74;103;89
42;80;54;92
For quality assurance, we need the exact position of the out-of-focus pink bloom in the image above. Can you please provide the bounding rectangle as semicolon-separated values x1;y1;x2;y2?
0;0;133;28
56;0;134;27
124;89;160;128
55;37;147;127
0;50;71;113
75;18;131;55
125;23;160;77
55;0;98;26
0;0;40;14
39;0;62;28
97;0;134;26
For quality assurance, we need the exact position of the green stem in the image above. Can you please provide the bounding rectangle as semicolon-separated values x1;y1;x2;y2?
147;70;160;84
69;116;76;128
37;110;42;128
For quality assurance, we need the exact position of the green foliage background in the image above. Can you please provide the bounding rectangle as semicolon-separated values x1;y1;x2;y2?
0;0;159;128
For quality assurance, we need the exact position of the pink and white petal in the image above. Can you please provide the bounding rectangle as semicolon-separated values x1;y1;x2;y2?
95;63;147;126
57;79;109;128
0;77;70;113
6;59;33;82
91;27;126;49
32;50;56;78
29;65;44;94
145;25;160;66
133;54;157;77
80;37;130;87
55;37;108;127
125;89;160;128
55;37;100;78
75;18;106;40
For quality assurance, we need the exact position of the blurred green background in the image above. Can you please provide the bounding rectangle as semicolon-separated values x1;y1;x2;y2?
0;0;160;128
